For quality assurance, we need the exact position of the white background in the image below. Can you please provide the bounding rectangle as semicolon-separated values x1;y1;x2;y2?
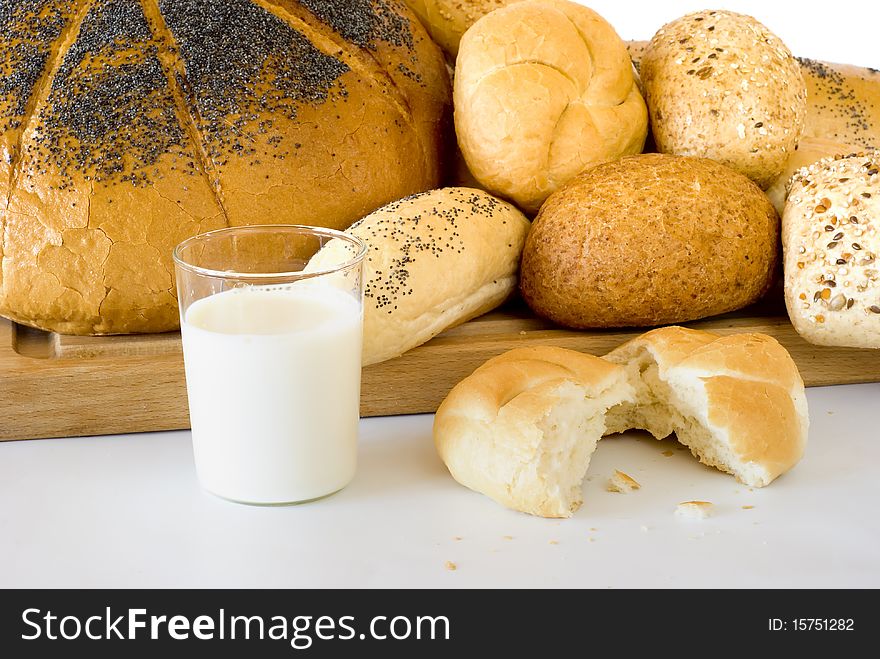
578;0;879;68
0;0;878;589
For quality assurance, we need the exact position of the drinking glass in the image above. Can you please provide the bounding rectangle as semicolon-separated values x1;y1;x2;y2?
173;225;367;505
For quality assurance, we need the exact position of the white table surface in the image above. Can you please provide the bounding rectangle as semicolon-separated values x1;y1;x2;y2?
1;383;878;589
2;1;878;590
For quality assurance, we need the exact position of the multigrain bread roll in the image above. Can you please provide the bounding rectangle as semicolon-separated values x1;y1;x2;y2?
766;138;862;216
603;327;809;488
454;0;647;213
308;188;530;366
520;154;779;329
641;11;807;189
0;0;450;335
434;347;635;518
403;0;521;57
627;43;880;157
782;152;880;348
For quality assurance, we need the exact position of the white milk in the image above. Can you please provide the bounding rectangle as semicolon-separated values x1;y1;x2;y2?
180;284;363;504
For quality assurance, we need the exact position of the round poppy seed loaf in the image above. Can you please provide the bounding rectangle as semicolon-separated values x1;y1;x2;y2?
0;0;450;335
519;154;779;329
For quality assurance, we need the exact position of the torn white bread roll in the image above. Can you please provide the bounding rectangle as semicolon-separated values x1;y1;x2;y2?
435;328;808;518
603;327;809;488
307;188;530;366
434;347;635;518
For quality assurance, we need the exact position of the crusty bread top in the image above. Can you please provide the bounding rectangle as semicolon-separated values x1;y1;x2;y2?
454;0;647;213
441;346;625;423
606;326;805;394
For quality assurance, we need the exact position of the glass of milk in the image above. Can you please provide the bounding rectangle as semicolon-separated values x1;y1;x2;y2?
173;225;367;505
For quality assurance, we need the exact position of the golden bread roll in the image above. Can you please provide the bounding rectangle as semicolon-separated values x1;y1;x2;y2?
603;327;809;488
434;346;635;518
435;329;807;517
453;0;647;214
520;154;779;329
0;0;450;335
782;152;880;348
641;11;807;190
403;0;521;57
308;188;530;366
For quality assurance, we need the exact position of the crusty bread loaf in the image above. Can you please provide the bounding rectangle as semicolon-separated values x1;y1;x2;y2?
435;328;807;517
0;0;450;335
782;152;880;348
403;0;521;57
434;346;634;518
603;327;809;487
308;188;530;366
453;0;647;213
520;154;779;329
640;10;807;190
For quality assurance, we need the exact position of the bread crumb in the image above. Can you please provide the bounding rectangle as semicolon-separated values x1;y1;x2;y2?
444;561;457;571
518;330;527;336
589;527;598;532
502;535;514;541
741;505;755;510
549;540;559;545
452;536;463;541
588;537;596;543
661;450;675;457
675;501;714;519
640;525;651;533
607;470;641;493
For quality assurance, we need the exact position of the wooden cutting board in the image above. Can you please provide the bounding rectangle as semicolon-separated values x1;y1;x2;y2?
2;296;879;442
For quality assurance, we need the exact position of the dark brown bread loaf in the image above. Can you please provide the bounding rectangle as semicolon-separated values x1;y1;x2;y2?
0;0;450;334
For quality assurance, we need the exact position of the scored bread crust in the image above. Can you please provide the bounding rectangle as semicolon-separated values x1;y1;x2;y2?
308;187;530;366
603;327;809;487
434;346;634;518
453;0;647;214
0;0;450;335
781;152;880;348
